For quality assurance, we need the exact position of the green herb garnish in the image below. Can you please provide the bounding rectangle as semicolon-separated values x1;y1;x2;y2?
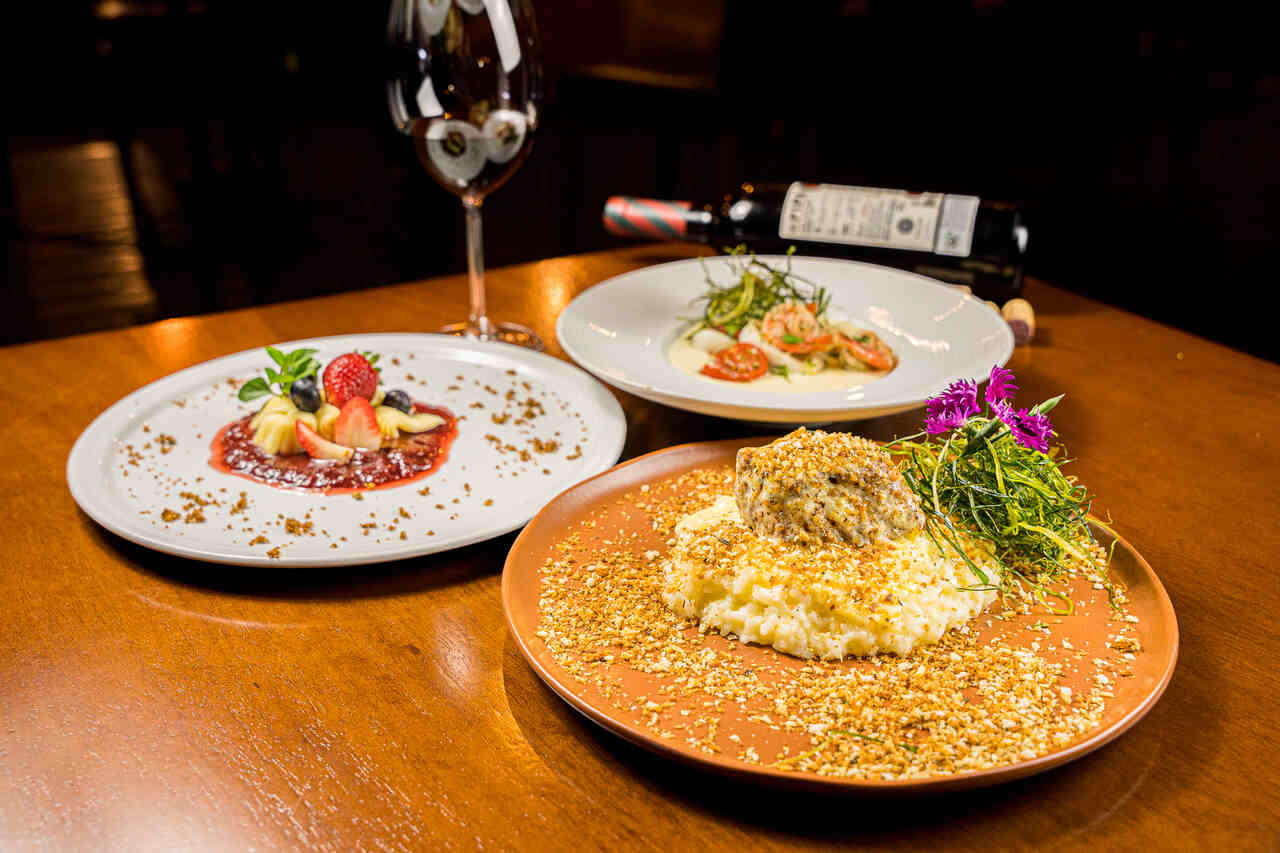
238;346;321;402
885;367;1116;609
829;729;919;753
886;408;1093;598
693;244;830;334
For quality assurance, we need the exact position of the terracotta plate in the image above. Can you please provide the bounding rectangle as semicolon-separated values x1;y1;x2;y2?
502;439;1179;793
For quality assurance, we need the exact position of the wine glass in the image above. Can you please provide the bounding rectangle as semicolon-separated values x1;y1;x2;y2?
386;0;543;349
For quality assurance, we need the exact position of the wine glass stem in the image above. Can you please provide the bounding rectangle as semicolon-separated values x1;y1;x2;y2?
463;195;491;338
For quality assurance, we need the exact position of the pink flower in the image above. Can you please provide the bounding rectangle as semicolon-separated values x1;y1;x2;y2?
1002;406;1054;453
925;379;979;434
985;365;1018;406
933;379;979;418
925;405;968;434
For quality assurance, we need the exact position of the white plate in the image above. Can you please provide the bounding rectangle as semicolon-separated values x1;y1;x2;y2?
556;256;1015;424
67;334;626;567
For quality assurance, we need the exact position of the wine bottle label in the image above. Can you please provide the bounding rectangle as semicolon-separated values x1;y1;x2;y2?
779;183;978;257
934;194;980;257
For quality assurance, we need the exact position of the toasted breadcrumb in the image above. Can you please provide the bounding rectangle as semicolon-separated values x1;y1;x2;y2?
535;465;1136;780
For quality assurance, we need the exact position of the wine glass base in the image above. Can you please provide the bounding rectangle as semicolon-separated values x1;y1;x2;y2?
438;321;544;351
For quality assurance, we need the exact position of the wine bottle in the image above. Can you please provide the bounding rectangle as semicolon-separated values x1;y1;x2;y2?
603;182;1028;301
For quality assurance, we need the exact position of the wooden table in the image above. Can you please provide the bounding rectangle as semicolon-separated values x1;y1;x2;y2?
2;245;1277;851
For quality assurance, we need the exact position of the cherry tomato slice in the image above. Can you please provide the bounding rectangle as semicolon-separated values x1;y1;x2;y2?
700;343;770;382
838;333;896;370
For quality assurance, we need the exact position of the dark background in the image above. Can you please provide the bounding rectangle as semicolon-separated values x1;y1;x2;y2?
4;1;1276;361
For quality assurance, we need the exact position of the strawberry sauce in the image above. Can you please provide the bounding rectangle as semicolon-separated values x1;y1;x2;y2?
209;404;458;494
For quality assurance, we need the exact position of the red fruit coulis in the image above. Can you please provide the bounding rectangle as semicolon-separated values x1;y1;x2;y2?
209;404;458;494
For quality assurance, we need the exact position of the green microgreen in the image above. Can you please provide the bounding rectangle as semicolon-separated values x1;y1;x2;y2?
884;372;1118;609
693;244;830;331
238;346;321;402
829;729;919;753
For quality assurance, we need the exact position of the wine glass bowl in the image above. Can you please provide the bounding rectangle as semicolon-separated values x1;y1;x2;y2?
387;0;543;348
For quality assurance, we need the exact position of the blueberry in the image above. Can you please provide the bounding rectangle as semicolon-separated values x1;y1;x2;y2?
382;389;412;414
289;375;322;412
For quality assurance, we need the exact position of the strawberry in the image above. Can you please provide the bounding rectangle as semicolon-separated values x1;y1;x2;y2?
322;353;378;409
333;397;382;450
296;420;354;462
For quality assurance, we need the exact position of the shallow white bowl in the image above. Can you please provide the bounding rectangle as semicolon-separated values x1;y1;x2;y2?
556;255;1015;424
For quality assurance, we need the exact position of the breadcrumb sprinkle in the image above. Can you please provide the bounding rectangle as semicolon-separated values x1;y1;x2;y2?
534;465;1141;779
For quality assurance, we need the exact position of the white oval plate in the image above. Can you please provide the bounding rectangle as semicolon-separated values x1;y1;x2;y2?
67;334;626;567
556;256;1015;424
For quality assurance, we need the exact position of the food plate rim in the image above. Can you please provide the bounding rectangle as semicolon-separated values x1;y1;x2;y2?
501;437;1180;793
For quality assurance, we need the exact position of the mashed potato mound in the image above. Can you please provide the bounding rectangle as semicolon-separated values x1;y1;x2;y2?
662;495;999;659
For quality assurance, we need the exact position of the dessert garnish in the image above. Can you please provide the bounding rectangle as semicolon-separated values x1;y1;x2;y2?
321;351;381;408
212;348;457;493
236;346;325;402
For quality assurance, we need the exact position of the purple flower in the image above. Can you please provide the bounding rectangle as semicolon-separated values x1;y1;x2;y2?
925;404;968;434
985;365;1018;406
934;379;979;418
1002;406;1054;453
924;379;979;434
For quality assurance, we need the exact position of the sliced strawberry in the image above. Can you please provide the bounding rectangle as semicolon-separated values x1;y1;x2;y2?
296;420;354;462
323;353;379;409
333;397;382;450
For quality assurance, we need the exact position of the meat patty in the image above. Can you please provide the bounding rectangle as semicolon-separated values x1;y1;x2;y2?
734;429;923;548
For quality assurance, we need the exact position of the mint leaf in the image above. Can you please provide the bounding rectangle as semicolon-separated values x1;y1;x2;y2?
285;348;317;368
243;346;347;405
238;377;271;401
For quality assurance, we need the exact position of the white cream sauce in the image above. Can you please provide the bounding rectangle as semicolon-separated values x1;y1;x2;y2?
667;333;888;394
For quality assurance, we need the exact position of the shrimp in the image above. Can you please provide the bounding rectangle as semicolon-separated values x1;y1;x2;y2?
760;302;832;353
759;301;896;369
761;302;819;341
838;331;897;371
